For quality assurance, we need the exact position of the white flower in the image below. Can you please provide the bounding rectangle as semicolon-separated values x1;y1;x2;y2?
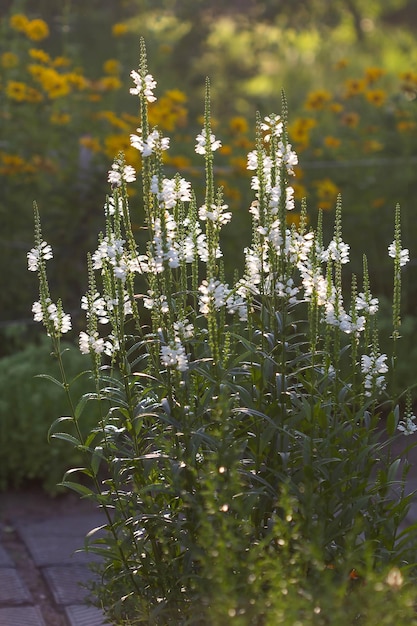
105;195;123;217
356;292;379;315
321;239;350;265
27;241;53;271
108;162;136;187
173;319;194;340
195;128;222;155
398;414;417;436
198;279;230;315
277;141;298;175
32;301;43;322
79;331;105;355
130;128;170;157
160;340;189;372
261;114;283;142
130;70;157;102
198;203;232;225
388;241;409;266
361;353;388;396
151;175;191;208
81;292;109;324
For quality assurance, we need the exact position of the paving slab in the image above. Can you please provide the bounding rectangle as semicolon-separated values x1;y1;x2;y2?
42;564;98;606
0;605;46;626
16;513;106;567
0;567;32;604
0;545;13;567
65;604;109;626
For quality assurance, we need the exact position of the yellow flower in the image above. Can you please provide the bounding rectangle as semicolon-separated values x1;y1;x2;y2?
53;56;71;68
5;81;28;102
97;110;129;130
24;19;49;42
229;116;249;134
365;89;386;106
344;78;366;98
396;120;416;132
288;118;316;148
10;14;30;32
219;144;232;156
341;111;360;127
96;76;122;91
28;65;71;98
230;156;248;173
286;213;306;228
335;59;348;70
164;155;191;169
329;102;344;114
1;52;19;68
28;48;51;64
315;178;340;210
305;90;331;110
363;139;383;153
103;59;121;75
323;136;341;148
66;72;89;90
79;136;102;153
364;67;385;84
112;23;128;37
50;111;71;125
292;182;307;201
25;87;43;103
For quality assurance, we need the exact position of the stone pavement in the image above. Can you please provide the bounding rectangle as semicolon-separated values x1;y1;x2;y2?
0;509;109;626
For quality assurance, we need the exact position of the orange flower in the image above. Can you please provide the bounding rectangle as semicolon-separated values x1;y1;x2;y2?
344;78;366;98
305;89;331;110
365;89;386;106
112;23;128;37
396;120;416;132
323;136;341;148
341;112;360;127
10;14;30;32
24;19;49;41
364;67;385;84
1;52;19;68
6;81;28;102
315;178;340;210
229;116;249;134
28;48;50;64
79;136;102;153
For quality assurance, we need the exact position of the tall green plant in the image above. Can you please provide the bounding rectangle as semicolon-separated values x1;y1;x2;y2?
29;39;417;624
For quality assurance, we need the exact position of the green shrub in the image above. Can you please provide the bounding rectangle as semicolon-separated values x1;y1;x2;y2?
0;339;97;493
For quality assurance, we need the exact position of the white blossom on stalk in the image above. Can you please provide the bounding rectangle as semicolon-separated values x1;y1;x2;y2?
107;162;136;187
356;292;379;315
388;241;409;266
321;239;350;265
32;299;71;334
361;353;388;397
277;141;298;175
261;114;283;142
81;292;109;324
130;128;170;157
198;279;230;314
151;175;191;208
198;203;232;226
103;333;120;357
92;235;125;270
173;319;194;341
195;128;222;154
27;241;53;271
79;331;105;355
398;413;417;436
143;291;169;313
129;70;157;102
160;340;189;372
105;195;123;217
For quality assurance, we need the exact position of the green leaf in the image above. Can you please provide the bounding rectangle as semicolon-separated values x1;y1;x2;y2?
51;432;82;446
59;480;95;498
35;373;64;388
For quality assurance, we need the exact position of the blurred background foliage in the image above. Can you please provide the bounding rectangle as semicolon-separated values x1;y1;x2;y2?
1;0;417;389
